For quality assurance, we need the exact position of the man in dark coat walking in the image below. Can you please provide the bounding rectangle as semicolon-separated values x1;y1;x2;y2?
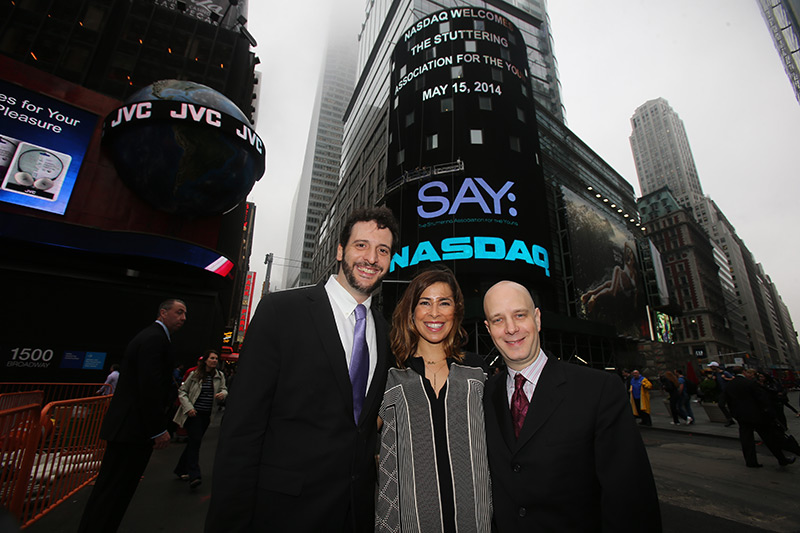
725;366;795;468
78;298;187;533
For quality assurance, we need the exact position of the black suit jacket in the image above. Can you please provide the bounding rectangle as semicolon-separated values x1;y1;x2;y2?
206;282;391;533
484;355;661;532
725;375;775;424
100;322;172;442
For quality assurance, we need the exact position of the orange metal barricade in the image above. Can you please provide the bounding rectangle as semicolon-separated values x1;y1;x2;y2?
0;391;44;410
0;404;42;519
1;395;113;528
0;383;111;404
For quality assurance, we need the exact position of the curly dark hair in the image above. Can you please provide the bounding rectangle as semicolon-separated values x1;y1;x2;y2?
390;267;467;368
338;206;400;254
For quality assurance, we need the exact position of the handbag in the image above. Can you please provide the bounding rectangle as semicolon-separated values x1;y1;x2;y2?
779;425;800;455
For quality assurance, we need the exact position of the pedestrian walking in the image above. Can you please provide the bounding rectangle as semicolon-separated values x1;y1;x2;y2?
629;369;653;426
726;366;795;468
173;349;227;489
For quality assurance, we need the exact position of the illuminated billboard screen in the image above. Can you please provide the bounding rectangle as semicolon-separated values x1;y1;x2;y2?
0;79;98;215
653;310;674;344
385;8;552;292
562;186;647;337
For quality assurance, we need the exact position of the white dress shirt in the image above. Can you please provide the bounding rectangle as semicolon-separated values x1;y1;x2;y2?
506;348;548;406
325;275;378;391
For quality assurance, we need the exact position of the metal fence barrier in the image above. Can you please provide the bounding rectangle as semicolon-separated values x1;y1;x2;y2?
0;383;111;404
0;391;44;411
0;403;41;521
0;393;113;528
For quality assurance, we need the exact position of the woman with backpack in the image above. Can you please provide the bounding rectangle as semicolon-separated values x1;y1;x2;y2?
661;371;688;425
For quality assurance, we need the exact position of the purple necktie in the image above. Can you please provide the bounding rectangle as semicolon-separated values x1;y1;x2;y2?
511;373;529;439
349;304;369;423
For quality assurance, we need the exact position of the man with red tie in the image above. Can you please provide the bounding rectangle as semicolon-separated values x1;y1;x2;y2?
482;281;661;532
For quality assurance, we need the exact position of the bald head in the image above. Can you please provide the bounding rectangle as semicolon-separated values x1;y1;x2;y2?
483;281;534;317
483;281;542;371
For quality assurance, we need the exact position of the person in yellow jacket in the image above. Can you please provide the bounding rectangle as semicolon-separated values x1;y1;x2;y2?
629;369;652;426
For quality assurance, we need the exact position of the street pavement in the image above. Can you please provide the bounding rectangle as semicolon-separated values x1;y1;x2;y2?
19;390;800;533
645;388;800;441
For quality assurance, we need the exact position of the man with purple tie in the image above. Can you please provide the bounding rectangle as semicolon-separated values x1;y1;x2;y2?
482;281;661;532
206;207;399;533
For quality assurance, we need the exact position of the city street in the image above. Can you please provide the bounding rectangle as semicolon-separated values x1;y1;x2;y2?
22;391;800;533
644;430;799;532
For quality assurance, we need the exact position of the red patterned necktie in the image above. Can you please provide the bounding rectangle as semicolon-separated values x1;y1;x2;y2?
511;373;529;438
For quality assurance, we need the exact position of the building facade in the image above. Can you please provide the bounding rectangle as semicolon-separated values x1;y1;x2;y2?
757;0;800;104
0;0;262;378
638;189;737;361
629;97;799;369
309;1;675;372
285;32;357;288
629;98;705;211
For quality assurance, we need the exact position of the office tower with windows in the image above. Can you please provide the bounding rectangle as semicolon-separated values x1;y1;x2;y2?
314;0;564;283
630;98;799;368
629;98;705;211
757;0;800;104
310;1;667;371
637;189;736;361
285;33;357;288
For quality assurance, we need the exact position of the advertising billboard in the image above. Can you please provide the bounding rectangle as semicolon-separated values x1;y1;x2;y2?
237;271;256;343
653;310;675;344
0;79;98;215
562;186;647;337
385;8;552;295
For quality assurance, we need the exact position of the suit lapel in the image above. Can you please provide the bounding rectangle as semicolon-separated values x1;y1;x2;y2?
515;356;566;450
489;371;517;451
359;308;389;425
306;283;354;415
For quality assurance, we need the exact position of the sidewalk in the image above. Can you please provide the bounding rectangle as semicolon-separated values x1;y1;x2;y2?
642;389;800;441
19;391;800;532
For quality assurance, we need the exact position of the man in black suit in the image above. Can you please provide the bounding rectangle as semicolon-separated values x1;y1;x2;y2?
78;298;187;533
482;281;661;532
725;366;795;468
206;206;399;533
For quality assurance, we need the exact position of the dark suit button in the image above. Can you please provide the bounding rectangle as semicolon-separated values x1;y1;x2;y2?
519;507;527;517
512;463;522;473
351;474;359;481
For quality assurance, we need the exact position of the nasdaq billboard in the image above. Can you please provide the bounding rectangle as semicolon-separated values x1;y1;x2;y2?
386;8;552;290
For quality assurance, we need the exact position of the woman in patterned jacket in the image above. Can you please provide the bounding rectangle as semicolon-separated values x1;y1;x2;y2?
375;267;491;533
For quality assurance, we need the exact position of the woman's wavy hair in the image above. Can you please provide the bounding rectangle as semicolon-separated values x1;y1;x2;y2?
390;267;467;368
194;349;219;380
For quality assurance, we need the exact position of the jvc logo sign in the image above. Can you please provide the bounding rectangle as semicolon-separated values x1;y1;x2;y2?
417;178;517;219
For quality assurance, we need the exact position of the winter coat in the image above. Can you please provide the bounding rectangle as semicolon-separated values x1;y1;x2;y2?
172;369;227;427
629;377;652;415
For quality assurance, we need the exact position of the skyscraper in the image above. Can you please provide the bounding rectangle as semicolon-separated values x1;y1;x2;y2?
313;0;565;283
307;0;665;371
630;98;800;368
757;0;800;104
285;32;357;288
629;98;704;210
